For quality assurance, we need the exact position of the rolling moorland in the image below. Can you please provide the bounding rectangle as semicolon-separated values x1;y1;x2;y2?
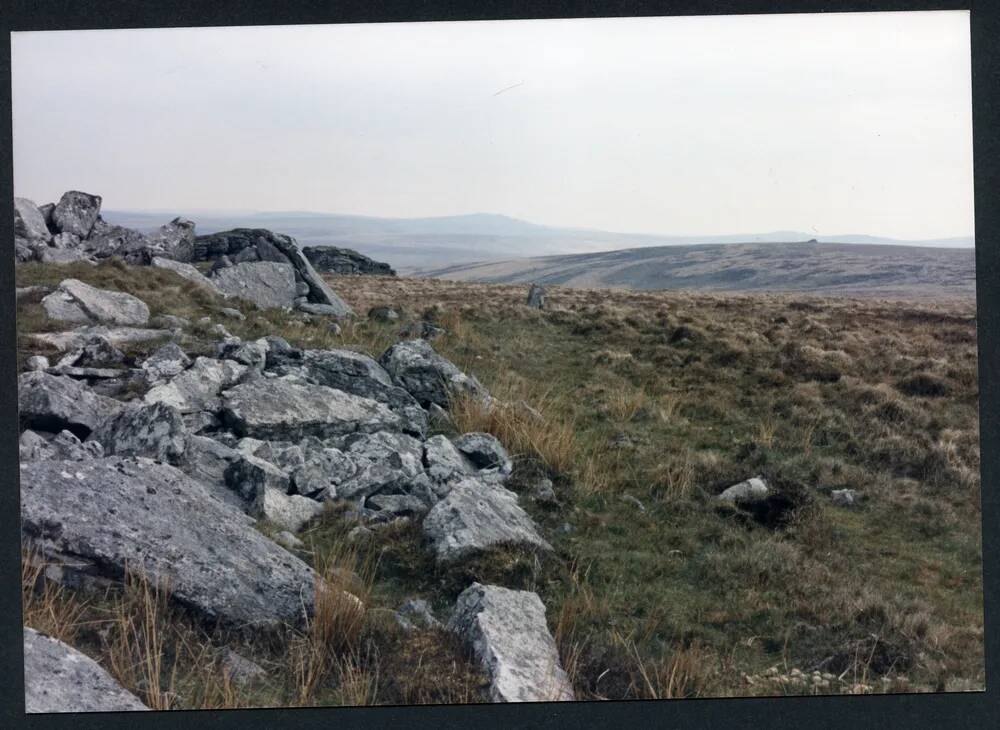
16;260;983;706
417;240;977;300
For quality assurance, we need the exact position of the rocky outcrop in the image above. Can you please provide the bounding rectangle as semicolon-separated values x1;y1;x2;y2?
19;429;104;462
193;229;353;316
23;627;150;713
20;457;322;628
422;479;552;563
220;377;403;441
448;583;574;703
452;433;512;483
18;371;122;438
303;246;396;276
209;261;298;310
41;279;150;327
379;339;490;409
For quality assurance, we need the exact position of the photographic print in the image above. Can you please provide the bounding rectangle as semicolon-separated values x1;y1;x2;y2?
12;10;983;712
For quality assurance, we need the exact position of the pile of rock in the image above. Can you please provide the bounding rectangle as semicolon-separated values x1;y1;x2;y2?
18;277;572;705
15;192;194;265
302;245;396;277
14;193;353;318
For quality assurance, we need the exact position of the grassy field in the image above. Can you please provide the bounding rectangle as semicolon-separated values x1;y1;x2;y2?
16;260;984;706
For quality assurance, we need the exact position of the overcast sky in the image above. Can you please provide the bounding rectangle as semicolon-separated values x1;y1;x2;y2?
11;11;973;240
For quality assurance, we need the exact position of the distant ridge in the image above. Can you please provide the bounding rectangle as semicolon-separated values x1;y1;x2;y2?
102;208;974;272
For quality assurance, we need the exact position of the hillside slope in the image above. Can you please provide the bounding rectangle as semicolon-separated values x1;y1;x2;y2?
417;241;976;299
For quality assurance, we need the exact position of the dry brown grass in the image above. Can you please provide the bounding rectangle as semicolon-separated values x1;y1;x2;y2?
450;390;577;476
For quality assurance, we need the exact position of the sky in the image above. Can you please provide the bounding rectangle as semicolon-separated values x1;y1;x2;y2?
11;11;974;241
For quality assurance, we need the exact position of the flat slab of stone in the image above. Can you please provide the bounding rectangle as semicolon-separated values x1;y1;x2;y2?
30;326;172;353
209;261;297;310
23;627;149;713
422;478;552;563
448;583;574;703
221;377;403;441
152;256;221;294
42;279;150;326
20;457;320;628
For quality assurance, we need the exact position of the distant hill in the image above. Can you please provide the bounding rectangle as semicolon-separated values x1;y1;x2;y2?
416;240;977;300
102;208;974;273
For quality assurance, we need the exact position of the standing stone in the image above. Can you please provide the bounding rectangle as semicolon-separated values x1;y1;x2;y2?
23;628;150;713
51;191;102;238
526;284;547;310
448;583;574;703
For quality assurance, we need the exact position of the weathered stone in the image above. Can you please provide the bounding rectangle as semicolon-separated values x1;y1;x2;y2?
423;434;475;493
139;342;192;386
303;246;396;276
379;339;490;409
218;648;267;688
297;302;347;317
336;430;425;500
21;457;324;628
366;493;428;517
90;401;187;464
19;429;103;462
530;477;557;505
145;218;197;262
252;487;324;533
265;232;353;316
216;339;269;370
50;231;81;249
151;256;220;294
831;488;859;507
221;377;402;441
398;598;442;630
151;314;189;330
448;583;574;703
224;452;290;502
268;348;428;437
86;223;149;261
42;279;150;326
176;434;246;512
30;326;171;353
717;476;770;504
209;261;298;310
51;191;102;238
274;530;304;551
14;197;51;241
38;246;93;265
526;283;547;309
25;355;50;372
398;321;446;341
220;307;246;320
55;334;126;370
423;478;552;563
368;306;399;322
144;356;248;413
18;371;122;438
23;627;149;713
452;432;513;483
233;246;261;263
